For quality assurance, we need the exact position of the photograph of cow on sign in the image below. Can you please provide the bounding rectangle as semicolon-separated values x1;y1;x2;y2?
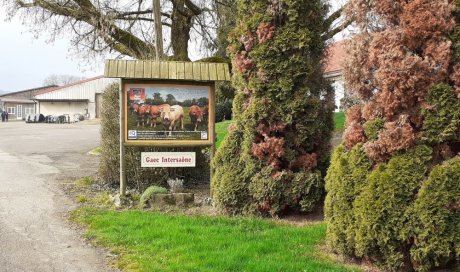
125;83;212;143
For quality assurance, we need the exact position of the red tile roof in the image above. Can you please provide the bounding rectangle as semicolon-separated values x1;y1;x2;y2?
325;41;346;75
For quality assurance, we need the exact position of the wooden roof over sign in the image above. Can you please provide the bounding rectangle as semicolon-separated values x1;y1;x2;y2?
104;60;231;81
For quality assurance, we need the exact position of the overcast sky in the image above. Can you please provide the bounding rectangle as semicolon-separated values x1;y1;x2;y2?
0;1;346;93
0;9;105;92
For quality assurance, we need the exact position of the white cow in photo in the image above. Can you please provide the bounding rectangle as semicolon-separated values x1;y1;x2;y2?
161;105;184;133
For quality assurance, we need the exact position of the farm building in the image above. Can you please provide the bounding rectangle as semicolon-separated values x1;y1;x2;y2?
325;41;346;111
34;76;119;120
0;85;57;120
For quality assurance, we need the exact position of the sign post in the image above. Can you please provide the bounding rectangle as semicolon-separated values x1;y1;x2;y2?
105;60;230;196
119;83;127;196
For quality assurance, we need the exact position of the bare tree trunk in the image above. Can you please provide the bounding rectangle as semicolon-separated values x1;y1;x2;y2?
171;0;192;61
153;0;164;61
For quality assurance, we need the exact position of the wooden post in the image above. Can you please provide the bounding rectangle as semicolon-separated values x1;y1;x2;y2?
119;82;127;196
209;82;217;197
153;0;163;61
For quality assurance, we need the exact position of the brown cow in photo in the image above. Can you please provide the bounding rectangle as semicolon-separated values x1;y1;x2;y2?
148;104;171;127
201;105;209;122
135;104;150;127
189;105;204;131
130;103;140;115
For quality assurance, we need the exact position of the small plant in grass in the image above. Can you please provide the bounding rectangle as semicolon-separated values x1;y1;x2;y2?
75;195;88;203
76;176;95;188
90;192;113;207
167;178;184;193
88;146;102;156
139;186;169;208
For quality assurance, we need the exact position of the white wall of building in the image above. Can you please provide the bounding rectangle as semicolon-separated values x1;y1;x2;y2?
39;101;88;121
34;77;118;119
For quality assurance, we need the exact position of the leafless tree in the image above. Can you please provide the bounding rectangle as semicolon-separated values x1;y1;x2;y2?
2;0;350;61
43;74;86;86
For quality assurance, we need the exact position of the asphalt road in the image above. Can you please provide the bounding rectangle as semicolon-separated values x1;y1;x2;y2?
0;121;115;272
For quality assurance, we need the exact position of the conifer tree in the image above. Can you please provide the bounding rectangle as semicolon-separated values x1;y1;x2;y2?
325;1;460;270
212;0;335;216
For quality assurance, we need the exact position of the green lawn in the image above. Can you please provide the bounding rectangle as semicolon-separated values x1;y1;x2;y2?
334;112;345;130
215;113;345;149
72;208;357;272
215;120;232;149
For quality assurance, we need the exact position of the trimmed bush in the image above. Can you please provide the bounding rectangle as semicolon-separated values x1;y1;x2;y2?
212;0;334;216
325;144;372;256
353;146;432;270
410;157;460;271
326;0;460;270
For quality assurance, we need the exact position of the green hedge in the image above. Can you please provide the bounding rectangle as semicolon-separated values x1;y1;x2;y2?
325;145;460;271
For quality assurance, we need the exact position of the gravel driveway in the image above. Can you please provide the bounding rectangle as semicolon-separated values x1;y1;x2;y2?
0;121;116;272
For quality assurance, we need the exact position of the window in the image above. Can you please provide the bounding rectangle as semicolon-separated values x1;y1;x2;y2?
7;107;15;115
25;107;35;115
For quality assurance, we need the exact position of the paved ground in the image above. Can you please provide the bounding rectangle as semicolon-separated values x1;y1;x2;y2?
0;121;116;272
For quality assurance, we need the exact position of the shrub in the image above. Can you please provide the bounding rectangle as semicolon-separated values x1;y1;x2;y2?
326;0;460;270
215;100;233;122
139;186;169;208
212;0;334;216
325;144;372;256
363;118;385;141
353;145;432;270
76;176;96;187
421;83;460;144
410;157;460;271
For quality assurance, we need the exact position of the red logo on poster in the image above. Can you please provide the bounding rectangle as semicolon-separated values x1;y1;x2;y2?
129;88;145;103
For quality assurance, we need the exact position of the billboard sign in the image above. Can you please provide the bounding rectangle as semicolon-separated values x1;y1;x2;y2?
123;82;215;146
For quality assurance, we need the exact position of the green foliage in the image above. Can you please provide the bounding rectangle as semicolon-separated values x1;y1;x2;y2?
76;176;96;188
139;186;169;208
248;167;323;216
75;195;88;203
353;145;432;270
421;83;460;144
71;207;356;272
98;83;121;184
410;157;460;271
212;0;334;216
91;192;113;207
215;81;236;103
451;0;460;61
325;145;460;270
325;144;372;256
215;100;233;122
327;1;460;270
363;118;385;141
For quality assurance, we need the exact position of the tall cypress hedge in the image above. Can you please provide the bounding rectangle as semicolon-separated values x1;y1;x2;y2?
212;0;334;216
325;1;460;270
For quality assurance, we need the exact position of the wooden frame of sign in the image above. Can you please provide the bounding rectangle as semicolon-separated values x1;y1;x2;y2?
104;60;230;196
122;80;216;147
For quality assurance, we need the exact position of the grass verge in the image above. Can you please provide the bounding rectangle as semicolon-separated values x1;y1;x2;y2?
71;207;358;272
334;112;345;130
